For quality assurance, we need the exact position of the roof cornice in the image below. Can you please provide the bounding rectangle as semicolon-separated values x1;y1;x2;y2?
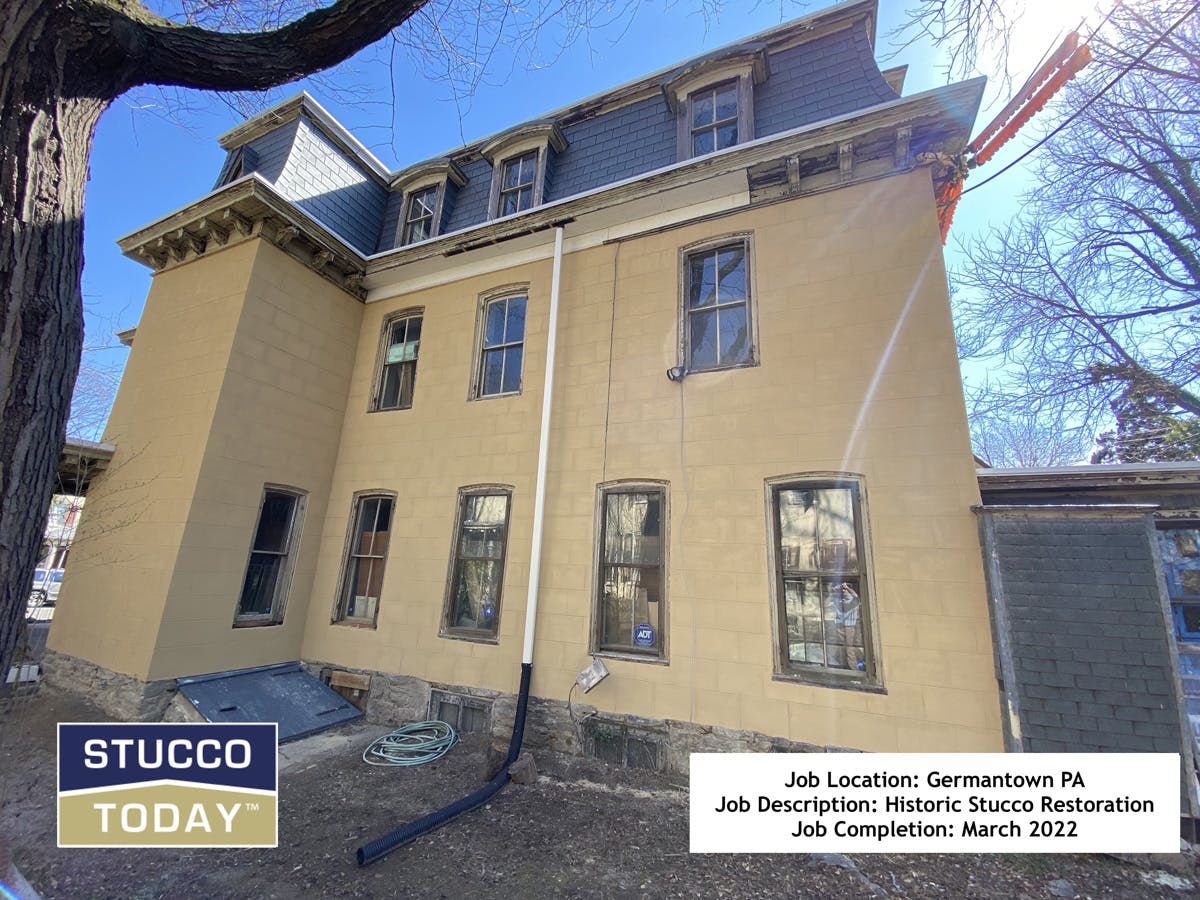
978;462;1200;492
118;76;982;297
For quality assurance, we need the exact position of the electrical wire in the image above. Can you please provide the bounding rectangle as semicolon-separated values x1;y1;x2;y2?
362;721;458;766
962;0;1200;197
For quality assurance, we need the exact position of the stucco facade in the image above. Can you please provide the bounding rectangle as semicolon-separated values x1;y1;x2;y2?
48;0;1004;756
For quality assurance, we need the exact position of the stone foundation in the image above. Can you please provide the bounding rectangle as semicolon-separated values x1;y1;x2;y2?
309;660;846;777
40;653;849;774
40;650;176;721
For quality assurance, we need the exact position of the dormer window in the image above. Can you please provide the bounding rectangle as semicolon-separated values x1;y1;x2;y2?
498;151;539;216
662;43;769;161
689;81;739;157
403;186;439;244
390;158;466;247
481;121;567;220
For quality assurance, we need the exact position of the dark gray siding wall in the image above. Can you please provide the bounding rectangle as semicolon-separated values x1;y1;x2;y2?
273;116;387;253
548;96;676;201
245;119;300;183
987;513;1181;753
755;28;897;138
231;26;898;253
377;191;404;253
442;157;495;235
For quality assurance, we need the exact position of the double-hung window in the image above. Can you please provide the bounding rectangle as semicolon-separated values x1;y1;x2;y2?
498;151;538;216
593;483;667;659
474;292;526;398
689;81;739;157
683;238;754;372
235;487;305;625
443;487;512;639
768;475;878;685
403;186;439;244
335;493;394;625
1158;526;1200;642
374;311;422;411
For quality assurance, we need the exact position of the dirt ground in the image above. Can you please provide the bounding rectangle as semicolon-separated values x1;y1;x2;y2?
1;686;1196;900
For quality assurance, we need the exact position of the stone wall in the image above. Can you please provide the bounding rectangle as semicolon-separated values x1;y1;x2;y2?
41;650;176;721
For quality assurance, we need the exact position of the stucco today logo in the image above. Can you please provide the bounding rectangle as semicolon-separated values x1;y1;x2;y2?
57;723;278;848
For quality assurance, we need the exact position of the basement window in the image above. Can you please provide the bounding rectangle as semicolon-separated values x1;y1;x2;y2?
429;689;492;734
235;487;305;626
767;474;879;687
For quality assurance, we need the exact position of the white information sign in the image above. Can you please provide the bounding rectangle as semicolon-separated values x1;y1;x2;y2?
690;753;1180;853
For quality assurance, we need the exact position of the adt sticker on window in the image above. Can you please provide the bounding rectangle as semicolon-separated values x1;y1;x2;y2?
57;723;278;848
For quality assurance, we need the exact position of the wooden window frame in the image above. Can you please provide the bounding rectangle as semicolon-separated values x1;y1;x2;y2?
332;490;397;628
468;285;529;400
401;184;441;245
369;307;423;413
233;485;306;627
390;159;466;247
441;485;514;643
678;233;758;374
590;480;670;663
764;473;883;691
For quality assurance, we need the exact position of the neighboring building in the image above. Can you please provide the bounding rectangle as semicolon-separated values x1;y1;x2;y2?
48;0;1004;762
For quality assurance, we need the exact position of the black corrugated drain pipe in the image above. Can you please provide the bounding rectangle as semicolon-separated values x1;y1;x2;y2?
356;662;531;866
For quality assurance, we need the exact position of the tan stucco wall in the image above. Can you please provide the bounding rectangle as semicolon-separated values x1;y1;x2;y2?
299;168;1002;752
49;242;258;677
50;240;362;680
56;167;1001;751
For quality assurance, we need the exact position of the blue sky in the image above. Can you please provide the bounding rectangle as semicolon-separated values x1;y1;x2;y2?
78;0;1099;433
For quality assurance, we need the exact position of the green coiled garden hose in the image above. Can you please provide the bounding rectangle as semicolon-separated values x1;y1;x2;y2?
362;721;458;766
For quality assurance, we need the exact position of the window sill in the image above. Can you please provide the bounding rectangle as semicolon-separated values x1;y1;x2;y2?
369;404;413;414
594;649;669;666
332;619;378;630
232;619;282;629
439;629;500;645
682;358;758;377
771;670;885;694
471;389;522;402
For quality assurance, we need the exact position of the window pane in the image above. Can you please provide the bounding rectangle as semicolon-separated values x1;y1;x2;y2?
380;363;402;408
517;186;533;211
692;91;714;127
692;130;714;156
689;253;717;308
344;558;380;619
406;218;430;243
412;187;436;217
460;494;508;558
715;123;738;150
603;493;662;565
715;85;738;121
502;346;523;394
718;305;749;366
777;488;858;574
501;191;519;216
716;247;746;301
238;552;282;616
482;349;504;395
519;153;537;184
253;492;295;553
502;159;522;189
505;296;526;342
600;564;662;649
689;309;719;370
484;300;506;347
451;559;501;630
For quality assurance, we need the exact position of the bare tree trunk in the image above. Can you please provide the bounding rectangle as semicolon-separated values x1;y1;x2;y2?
0;4;110;676
0;0;430;681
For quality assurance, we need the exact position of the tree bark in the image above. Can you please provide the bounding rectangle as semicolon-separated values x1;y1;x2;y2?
0;0;428;680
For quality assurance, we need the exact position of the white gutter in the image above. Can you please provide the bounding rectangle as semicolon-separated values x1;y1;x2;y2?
521;226;565;665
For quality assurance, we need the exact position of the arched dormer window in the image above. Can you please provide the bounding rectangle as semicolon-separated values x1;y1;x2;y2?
390;158;467;246
662;43;769;161
481;121;567;219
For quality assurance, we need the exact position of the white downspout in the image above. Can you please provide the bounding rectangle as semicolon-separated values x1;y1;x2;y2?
521;226;565;665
